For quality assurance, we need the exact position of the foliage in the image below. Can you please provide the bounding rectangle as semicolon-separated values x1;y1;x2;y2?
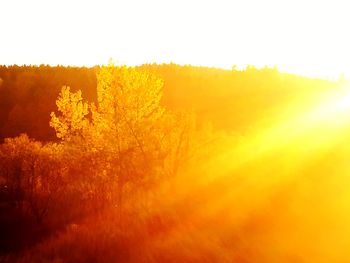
50;86;90;142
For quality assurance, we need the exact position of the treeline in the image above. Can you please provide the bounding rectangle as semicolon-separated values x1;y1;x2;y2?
0;64;338;142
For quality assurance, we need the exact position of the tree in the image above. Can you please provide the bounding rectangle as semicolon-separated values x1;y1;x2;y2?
92;64;164;156
50;86;90;142
49;63;196;216
0;134;48;222
90;64;166;213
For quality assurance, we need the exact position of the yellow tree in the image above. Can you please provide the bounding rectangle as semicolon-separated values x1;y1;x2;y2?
49;63;196;215
90;64;166;212
92;64;164;156
50;86;90;143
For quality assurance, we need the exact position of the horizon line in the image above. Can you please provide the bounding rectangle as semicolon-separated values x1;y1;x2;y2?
0;61;346;81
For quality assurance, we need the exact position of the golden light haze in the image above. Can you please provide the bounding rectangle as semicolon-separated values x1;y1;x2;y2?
3;59;350;262
1;0;350;78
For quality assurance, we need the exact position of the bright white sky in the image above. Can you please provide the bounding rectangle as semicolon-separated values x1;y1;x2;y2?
1;0;349;78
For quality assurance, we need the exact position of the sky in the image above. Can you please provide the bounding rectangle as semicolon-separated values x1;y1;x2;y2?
1;0;349;78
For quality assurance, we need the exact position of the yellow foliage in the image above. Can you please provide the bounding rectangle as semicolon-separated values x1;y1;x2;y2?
92;64;165;154
50;86;90;142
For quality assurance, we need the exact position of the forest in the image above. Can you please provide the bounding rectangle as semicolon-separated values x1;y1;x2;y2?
1;63;350;262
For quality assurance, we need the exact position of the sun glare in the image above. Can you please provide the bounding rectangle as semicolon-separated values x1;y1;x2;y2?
198;81;350;189
334;85;350;111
